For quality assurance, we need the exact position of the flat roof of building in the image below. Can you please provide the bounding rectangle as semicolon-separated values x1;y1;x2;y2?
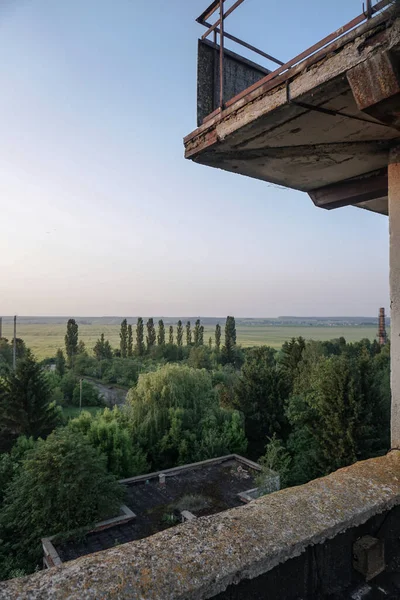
48;455;264;564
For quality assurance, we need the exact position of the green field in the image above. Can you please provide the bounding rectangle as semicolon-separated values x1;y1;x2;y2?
0;322;382;360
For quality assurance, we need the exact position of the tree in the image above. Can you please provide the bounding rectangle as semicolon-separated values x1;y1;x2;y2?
257;434;292;489
120;319;128;358
215;324;221;352
55;349;66;377
176;321;183;347
127;364;246;469
135;318;145;356
146;318;156;351
199;325;204;345
93;333;113;361
0;428;124;574
72;380;101;407
0;355;62;450
157;320;166;346
208;337;212;350
77;340;87;356
127;325;133;357
69;408;148;478
188;346;212;370
186;321;192;346
194;319;202;346
280;336;306;386
169;326;174;345
65;319;78;367
234;346;290;459
223;316;237;364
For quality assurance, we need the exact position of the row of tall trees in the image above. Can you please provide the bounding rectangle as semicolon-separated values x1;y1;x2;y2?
64;317;237;363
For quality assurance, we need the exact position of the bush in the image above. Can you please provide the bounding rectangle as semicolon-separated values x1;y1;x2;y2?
72;380;103;407
0;428;124;575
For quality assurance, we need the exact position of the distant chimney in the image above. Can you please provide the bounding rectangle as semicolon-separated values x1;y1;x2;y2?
378;308;387;346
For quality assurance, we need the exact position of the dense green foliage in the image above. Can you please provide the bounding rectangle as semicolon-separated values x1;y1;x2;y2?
0;355;62;451
93;333;113;360
0;317;392;582
127;364;247;468
0;429;123;578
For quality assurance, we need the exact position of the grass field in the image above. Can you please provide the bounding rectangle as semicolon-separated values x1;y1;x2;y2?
1;322;383;360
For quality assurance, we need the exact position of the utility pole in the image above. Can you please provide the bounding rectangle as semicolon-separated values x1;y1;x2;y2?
13;315;17;370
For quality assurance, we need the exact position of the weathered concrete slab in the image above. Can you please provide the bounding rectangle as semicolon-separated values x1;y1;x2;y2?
2;451;400;600
184;7;400;215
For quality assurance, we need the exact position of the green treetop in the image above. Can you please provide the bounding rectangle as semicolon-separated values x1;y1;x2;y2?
135;318;145;356
120;319;128;358
64;319;78;367
127;325;133;357
157;320;166;346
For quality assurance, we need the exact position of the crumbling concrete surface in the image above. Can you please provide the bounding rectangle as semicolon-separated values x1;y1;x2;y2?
1;451;400;600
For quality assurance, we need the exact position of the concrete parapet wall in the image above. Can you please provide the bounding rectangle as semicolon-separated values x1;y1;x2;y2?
2;452;400;599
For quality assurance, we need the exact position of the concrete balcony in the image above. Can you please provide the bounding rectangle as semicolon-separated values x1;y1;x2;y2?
1;452;400;599
184;2;400;216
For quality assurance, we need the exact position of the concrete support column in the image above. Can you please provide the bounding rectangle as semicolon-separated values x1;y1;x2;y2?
389;148;400;448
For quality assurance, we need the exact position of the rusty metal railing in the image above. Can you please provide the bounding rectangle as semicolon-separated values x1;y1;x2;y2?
196;0;393;123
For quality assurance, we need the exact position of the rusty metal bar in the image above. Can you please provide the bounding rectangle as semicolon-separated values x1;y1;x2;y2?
197;0;226;24
219;0;224;108
364;0;373;18
202;0;247;40
220;0;391;109
203;21;284;66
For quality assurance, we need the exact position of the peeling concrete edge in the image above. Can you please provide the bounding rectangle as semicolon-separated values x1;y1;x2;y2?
119;454;261;485
184;10;398;157
2;452;400;600
43;504;137;567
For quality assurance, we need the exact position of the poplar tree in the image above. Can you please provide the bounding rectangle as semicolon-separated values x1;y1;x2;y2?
93;334;113;360
158;320;166;346
65;319;79;367
135;318;145;356
176;321;183;347
215;324;221;351
194;319;201;346
120;319;128;358
209;337;212;349
146;318;156;351
127;325;133;357
223;316;237;364
169;326;174;345
186;321;192;346
55;349;66;377
199;325;204;346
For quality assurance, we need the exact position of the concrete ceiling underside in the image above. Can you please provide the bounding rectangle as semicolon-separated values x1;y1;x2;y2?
184;10;400;216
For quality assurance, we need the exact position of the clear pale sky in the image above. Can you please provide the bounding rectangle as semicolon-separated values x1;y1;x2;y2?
0;0;389;317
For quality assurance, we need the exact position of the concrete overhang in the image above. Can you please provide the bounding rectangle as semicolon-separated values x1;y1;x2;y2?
184;5;400;216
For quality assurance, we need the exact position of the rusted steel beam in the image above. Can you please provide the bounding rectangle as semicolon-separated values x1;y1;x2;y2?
201;0;247;40
309;168;388;209
196;0;226;24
